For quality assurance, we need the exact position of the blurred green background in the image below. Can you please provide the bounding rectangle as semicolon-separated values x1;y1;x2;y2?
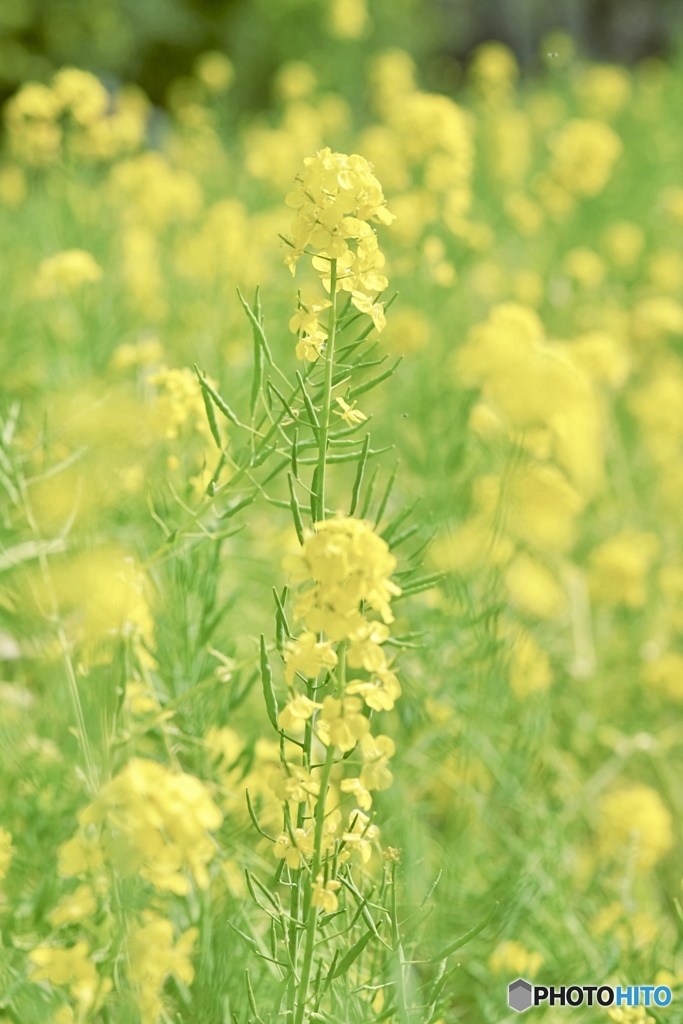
1;0;682;115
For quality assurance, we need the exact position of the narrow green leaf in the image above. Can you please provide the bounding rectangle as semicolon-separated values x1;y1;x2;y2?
259;635;279;730
374;461;399;527
310;464;320;522
349;434;370;516
237;285;274;364
220;494;257;520
389;523;420;549
295;371;320;439
428;902;498;962
200;382;222;449
245;969;265;1023
252;443;277;467
420;869;443;909
246;789;275;841
348;358;403;400
674;896;683;935
296;445;392;465
396;573;445;598
251;343;263;417
287;473;305;545
194;367;241;427
427;960;460;1010
268;380;297;421
359;466;379;519
273;586;292;646
381;498;420;542
331;929;374;978
375;1002;398;1022
339;875;387;943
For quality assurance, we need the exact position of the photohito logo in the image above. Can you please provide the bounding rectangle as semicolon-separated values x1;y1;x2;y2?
507;979;672;1013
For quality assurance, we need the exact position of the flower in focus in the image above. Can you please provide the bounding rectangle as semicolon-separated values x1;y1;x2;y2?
284;148;394;337
334;396;367;426
284;517;400;640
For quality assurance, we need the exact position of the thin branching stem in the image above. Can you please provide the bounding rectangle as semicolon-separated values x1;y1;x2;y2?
314;259;338;522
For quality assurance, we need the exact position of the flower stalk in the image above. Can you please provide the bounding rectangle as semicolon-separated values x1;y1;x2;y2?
314;257;338;522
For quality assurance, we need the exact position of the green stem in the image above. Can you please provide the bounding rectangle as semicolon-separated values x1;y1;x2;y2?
293;742;336;1024
314;259;338;522
17;473;99;792
391;861;410;1024
287;681;316;1015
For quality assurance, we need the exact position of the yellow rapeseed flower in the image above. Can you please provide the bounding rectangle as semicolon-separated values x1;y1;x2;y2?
311;873;342;912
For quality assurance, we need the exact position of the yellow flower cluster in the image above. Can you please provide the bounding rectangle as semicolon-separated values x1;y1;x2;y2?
434;297;645;700
597;784;673;870
37;548;156;666
455;303;604;496
284;516;401;640
275;516;401;862
327;0;369;39
128;912;199;1024
588;531;659;608
550;118;623;198
470;42;519;101
48;884;97;928
364;50;473;263
71;758;222;894
5;68;148;166
286;148;394;353
150;366;216;443
29;942;112;1013
35;249;103;298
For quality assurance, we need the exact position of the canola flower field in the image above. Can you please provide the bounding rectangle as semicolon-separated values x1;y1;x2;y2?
1;17;683;1024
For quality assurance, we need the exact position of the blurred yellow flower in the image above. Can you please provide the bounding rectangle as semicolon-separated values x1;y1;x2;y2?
489;939;543;977
598;784;673;869
0;828;13;879
29;942;112;1012
550;119;622;196
128;912;198;1024
36;249;102;297
588;532;659;608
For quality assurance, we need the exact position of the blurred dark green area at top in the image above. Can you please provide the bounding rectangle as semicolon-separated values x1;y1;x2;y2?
1;0;681;114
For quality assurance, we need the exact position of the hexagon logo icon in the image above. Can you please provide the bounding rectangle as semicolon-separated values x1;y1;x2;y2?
508;978;533;1012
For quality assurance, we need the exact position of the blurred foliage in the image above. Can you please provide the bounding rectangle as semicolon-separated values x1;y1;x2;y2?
1;0;682;116
0;0;434;112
